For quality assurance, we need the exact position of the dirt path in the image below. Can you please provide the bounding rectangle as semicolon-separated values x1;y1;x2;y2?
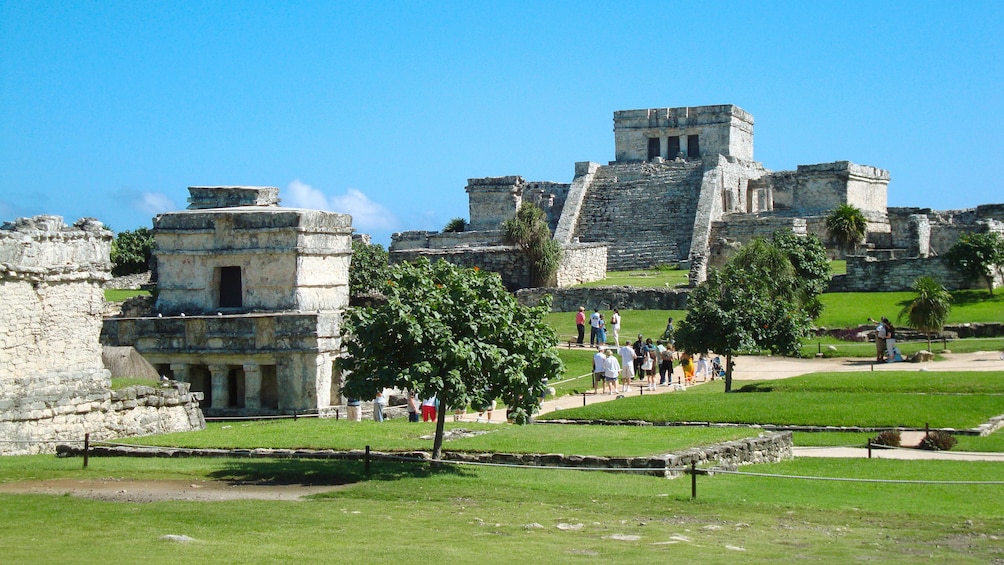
0;478;341;502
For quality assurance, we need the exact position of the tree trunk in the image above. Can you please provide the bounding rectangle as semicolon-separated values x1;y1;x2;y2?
724;353;734;393
432;388;449;462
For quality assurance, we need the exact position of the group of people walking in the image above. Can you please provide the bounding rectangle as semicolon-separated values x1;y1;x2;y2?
577;306;624;347
590;333;711;394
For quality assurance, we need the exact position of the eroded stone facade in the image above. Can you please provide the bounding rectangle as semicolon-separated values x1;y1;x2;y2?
102;187;354;417
1;216;202;455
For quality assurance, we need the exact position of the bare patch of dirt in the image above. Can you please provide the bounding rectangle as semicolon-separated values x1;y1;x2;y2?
0;479;344;503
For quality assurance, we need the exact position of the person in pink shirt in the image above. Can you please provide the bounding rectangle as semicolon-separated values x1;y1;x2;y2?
575;306;586;346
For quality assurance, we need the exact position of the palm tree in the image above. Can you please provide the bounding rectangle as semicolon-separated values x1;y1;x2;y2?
898;276;952;351
825;203;868;255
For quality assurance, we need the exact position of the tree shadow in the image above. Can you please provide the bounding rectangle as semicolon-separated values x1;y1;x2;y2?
733;383;774;393
206;457;471;486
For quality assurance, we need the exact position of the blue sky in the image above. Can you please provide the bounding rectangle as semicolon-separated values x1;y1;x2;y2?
2;1;1001;246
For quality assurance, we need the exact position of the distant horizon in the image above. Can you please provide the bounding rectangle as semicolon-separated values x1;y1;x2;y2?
3;2;1001;247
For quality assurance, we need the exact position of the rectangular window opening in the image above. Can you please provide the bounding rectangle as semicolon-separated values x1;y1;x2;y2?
647;137;660;160
687;135;700;158
219;266;242;308
668;136;681;159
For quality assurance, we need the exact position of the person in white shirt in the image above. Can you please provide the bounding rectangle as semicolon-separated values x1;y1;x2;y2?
603;348;620;395
618;340;637;394
592;347;606;394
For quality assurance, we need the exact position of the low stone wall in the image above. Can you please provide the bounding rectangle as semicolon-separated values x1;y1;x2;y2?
1;370;204;455
555;243;607;287
57;431;792;479
828;255;998;292
517;286;690;312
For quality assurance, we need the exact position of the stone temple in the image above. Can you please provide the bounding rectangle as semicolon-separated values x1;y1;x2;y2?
391;104;1003;291
102;187;354;417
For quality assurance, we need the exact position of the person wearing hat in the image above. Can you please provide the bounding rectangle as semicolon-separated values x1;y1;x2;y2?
603;347;620;395
575;306;586;346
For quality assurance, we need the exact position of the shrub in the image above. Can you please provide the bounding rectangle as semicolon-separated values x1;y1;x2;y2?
443;217;467;233
918;431;957;451
869;429;901;447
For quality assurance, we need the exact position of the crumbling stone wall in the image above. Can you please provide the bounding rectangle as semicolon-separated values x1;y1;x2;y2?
828;256;995;292
1;215;202;455
517;286;690;312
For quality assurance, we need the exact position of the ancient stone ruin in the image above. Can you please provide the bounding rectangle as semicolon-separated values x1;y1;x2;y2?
101;186;354;417
392;104;1003;292
1;216;203;455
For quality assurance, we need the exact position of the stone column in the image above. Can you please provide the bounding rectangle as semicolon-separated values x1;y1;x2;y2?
660;137;669;160
209;364;229;409
680;135;688;158
170;363;189;383
243;362;261;411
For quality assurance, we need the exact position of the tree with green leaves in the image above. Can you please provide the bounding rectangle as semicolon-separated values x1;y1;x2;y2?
769;230;830;320
339;257;562;459
502;202;562;287
945;231;1004;296
825;203;868;255
898;276;952;351
676;244;811;392
110;227;154;276
349;240;390;297
442;217;467;233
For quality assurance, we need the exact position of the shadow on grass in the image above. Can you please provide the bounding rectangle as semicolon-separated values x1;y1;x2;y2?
206;458;472;487
734;383;774;393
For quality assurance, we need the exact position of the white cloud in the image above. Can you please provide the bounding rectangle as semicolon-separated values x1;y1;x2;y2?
285;180;399;232
132;192;176;216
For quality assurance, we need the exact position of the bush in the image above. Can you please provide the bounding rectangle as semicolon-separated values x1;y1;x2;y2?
443;217;467;233
110;227;154;276
869;429;901;447
918;431;957;451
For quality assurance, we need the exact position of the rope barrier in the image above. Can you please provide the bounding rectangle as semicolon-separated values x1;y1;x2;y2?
705;467;1004;485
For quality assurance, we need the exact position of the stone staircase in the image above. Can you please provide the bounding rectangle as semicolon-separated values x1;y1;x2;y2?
572;160;706;270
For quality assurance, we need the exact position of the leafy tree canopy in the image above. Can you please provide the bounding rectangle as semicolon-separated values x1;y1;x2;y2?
945;231;1004;296
339;257;563;458
825;203;868;254
349;240;390;297
676;241;811;392
502;202;562;287
110;227;154;276
769;230;830;319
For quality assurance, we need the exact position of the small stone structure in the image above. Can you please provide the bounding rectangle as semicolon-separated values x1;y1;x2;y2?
101;187;354;417
1;215;202;455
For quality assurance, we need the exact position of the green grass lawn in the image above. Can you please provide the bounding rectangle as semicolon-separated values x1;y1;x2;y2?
815;289;1004;329
792;430;1004;452
572;267;690;288
546;309;687;345
104;288;150;302
112;418;759;458
1;455;1002;563
541;372;1004;430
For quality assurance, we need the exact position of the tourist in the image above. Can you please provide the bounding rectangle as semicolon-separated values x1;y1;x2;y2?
589;308;601;346
475;397;496;423
662;317;674;344
406;392;420;422
632;334;645;379
597;313;607;345
575;306;586;346
658;341;675;386
869;317;888;362
618;339;636;393
373;389;388;422
610;309;621;347
695;354;710;382
592;346;606;394
421;395;437;422
643;338;658;390
680;353;695;385
884;317;899;362
346;397;361;421
603;348;620;395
